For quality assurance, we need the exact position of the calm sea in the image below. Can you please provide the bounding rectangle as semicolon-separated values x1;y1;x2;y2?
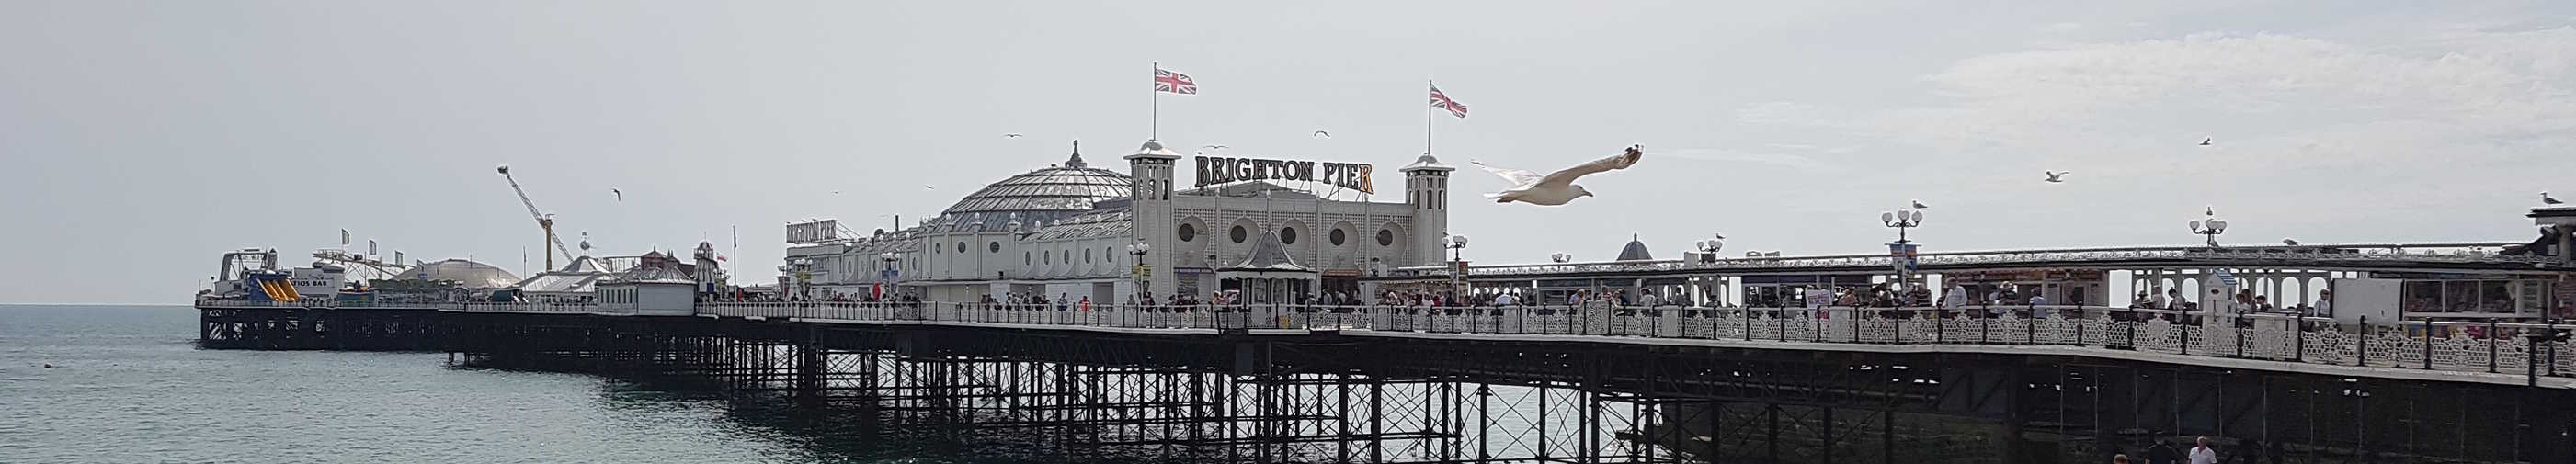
0;304;998;464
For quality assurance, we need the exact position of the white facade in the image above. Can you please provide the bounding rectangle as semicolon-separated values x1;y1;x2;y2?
782;140;1452;304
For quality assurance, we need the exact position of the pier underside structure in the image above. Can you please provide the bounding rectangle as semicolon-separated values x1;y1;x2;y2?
201;305;2576;464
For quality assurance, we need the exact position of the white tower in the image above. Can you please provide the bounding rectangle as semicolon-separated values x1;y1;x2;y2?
1400;154;1453;266
1124;140;1183;300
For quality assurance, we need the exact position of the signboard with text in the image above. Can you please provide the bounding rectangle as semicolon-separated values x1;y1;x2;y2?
1194;156;1373;194
786;220;840;244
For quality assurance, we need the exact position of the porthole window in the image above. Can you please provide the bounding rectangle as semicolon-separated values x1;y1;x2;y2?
989;242;1000;253
1329;229;1347;246
957;242;967;253
1025;251;1031;265
1178;223;1197;242
1376;229;1396;246
1230;225;1248;243
1280;227;1298;245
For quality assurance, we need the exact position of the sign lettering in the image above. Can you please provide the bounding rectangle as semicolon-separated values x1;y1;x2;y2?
1193;156;1373;194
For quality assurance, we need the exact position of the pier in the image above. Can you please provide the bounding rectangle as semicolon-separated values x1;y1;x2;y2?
199;296;2576;463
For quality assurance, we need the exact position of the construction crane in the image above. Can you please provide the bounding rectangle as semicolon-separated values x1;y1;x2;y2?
497;164;576;271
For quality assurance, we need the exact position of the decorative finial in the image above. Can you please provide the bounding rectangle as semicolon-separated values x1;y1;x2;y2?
1066;140;1086;168
1632;232;1640;242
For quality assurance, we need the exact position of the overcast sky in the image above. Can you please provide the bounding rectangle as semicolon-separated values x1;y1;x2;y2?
5;1;2571;304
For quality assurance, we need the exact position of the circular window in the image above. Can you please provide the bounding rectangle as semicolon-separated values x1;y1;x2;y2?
1377;229;1396;246
1330;228;1347;246
1178;223;1197;242
1280;227;1298;245
989;242;1001;253
1230;225;1248;243
957;242;967;253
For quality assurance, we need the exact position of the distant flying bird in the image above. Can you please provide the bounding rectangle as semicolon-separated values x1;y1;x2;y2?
2044;171;2069;183
1910;199;1930;209
2283;238;2301;245
1312;130;1331;138
832;190;842;196
1202;144;1228;150
1474;145;1646;206
611;188;621;201
2199;138;2214;146
1003;133;1022;138
923;185;936;190
2547;191;2565;205
1714;233;1727;239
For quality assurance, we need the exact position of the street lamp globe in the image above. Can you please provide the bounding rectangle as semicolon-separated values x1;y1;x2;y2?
1549;252;1571;263
1881;211;1896;224
1908;209;1924;223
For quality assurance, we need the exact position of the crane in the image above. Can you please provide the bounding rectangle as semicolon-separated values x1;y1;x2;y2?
497;164;576;271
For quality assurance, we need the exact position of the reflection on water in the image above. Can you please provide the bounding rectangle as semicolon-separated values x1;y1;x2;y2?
1;305;1059;464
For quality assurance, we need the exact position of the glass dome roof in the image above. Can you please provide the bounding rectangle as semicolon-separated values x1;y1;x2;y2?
926;146;1133;232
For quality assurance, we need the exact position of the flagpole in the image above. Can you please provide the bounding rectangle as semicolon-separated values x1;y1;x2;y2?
1425;79;1434;155
1151;61;1160;141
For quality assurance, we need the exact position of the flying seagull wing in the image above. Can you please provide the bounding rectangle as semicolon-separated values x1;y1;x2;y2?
1533;146;1644;188
1470;161;1544;187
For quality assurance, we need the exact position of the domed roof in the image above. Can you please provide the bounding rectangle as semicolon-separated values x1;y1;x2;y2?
392;259;521;289
930;141;1133;232
1615;233;1654;261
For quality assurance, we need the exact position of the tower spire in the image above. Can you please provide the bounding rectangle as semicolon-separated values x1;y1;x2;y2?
1066;140;1085;168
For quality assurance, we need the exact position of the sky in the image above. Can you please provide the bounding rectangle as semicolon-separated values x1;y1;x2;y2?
3;1;2572;304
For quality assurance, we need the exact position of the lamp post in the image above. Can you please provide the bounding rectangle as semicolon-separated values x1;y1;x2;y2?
1694;234;1725;264
1443;234;1470;299
1883;209;1924;286
1550;252;1572;264
1881;209;1925;244
2190;207;2229;247
1126;242;1152;301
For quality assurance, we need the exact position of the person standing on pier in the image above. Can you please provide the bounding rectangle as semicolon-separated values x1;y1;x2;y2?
2143;438;2181;464
2188;436;2217;464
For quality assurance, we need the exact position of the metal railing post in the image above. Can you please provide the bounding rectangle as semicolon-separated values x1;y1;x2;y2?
2357;315;2369;367
2487;319;2501;374
2422;319;2436;370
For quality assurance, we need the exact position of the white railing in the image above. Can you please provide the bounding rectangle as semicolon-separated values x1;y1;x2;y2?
234;299;2576;381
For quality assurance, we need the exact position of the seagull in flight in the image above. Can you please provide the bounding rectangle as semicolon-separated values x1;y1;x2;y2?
1312;130;1331;138
1202;144;1229;150
2547;191;2565;205
2199;137;2214;146
1473;145;1646;206
1002;133;1023;138
2044;171;2069;183
1910;199;1930;209
923;185;936;190
2283;238;2300;245
610;188;621;201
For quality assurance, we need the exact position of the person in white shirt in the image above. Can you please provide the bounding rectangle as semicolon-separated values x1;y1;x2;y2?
1493;292;1517;307
2027;295;2047;306
2188;436;2217;464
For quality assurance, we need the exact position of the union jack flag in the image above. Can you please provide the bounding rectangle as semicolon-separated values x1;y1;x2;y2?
1155;67;1197;95
1430;84;1467;118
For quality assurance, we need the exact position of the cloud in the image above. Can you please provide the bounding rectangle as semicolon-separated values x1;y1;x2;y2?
1657;147;1841;172
2036;22;2084;34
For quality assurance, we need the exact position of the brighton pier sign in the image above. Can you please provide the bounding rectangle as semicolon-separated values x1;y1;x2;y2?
1193;156;1374;194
